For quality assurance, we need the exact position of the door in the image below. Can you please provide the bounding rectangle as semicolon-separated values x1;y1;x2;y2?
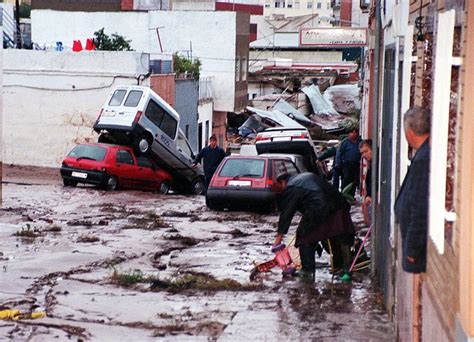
136;156;159;190
114;149;137;188
375;47;396;301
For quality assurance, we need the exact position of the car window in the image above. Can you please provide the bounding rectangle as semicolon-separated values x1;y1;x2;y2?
137;156;154;169
282;160;298;175
145;100;165;127
144;100;178;140
160;112;178;139
219;159;265;178
108;89;127;106
116;150;134;165
68;145;107;161
177;132;194;158
124;90;143;107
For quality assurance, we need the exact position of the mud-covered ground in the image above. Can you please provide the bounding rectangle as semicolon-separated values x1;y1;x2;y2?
0;165;394;341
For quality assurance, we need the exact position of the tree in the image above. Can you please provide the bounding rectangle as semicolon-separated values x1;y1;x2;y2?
173;53;201;79
93;28;133;51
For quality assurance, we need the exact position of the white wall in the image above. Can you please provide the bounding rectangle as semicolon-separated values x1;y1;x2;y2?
2;50;149;167
31;9;240;113
198;101;213;151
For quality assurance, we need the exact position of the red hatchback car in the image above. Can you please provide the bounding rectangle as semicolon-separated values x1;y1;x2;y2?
205;155;300;211
60;143;173;193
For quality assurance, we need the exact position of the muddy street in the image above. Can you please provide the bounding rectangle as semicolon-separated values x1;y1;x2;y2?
0;166;394;341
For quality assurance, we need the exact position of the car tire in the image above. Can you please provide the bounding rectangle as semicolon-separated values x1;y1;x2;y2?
191;178;205;195
105;175;118;191
63;178;77;187
134;134;152;156
158;181;171;195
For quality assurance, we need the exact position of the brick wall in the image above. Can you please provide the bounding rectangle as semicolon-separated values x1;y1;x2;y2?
150;74;175;108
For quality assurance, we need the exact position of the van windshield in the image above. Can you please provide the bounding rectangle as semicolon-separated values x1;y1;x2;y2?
219;159;265;178
124;90;143;107
108;90;127;106
68;145;107;161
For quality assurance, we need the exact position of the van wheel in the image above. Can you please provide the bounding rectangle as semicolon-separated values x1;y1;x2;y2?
105;176;118;191
191;178;205;195
134;135;152;156
158;181;171;194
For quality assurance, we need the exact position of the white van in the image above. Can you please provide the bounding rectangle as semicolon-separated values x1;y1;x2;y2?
93;85;204;194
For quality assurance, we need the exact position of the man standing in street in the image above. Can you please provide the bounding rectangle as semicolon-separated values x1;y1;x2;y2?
192;135;226;194
394;107;430;273
335;127;362;196
274;167;354;281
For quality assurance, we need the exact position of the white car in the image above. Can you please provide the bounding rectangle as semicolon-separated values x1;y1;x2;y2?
255;127;320;174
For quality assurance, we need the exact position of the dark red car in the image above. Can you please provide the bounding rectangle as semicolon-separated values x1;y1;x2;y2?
205;155;300;211
60;143;173;193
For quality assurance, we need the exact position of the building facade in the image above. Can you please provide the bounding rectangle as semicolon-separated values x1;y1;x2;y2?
362;0;474;340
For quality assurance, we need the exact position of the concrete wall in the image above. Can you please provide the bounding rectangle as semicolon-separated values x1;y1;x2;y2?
31;9;245;113
2;50;149;167
197;101;213;152
175;79;199;151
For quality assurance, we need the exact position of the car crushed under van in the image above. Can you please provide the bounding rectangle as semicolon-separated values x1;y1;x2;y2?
93;85;205;194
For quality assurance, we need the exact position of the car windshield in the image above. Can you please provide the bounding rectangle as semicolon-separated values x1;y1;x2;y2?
68;145;107;161
219;159;265;178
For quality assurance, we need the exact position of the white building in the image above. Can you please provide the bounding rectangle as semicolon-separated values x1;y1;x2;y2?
30;9;249;114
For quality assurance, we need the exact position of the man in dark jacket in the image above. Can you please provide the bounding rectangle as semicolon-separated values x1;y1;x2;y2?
274;170;354;280
192;135;226;194
394;107;430;273
335;128;362;195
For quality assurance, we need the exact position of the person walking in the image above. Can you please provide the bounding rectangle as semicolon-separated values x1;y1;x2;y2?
192;135;226;194
335;127;362;196
273;168;354;281
394;107;430;273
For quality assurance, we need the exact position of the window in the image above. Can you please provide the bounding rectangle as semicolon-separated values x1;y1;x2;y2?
275;1;281;7
235;57;241;81
219;159;265;178
307;1;312;9
241;57;247;81
108;90;127;106
116;150;134;165
265;3;270;7
185;124;190;139
327;2;330;9
68;145;107;161
160;113;178;139
283;161;298;176
144;100;178;139
294;1;299;8
177;132;194;158
317;2;321;9
137;156;154;169
124;90;143;107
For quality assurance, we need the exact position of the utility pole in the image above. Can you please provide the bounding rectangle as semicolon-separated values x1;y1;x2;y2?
15;0;22;48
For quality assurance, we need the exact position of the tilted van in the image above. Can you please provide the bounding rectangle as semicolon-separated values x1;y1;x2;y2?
93;85;204;194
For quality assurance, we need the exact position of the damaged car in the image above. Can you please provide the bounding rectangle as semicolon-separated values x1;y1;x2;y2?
93;85;204;194
205;155;301;211
60;143;173;193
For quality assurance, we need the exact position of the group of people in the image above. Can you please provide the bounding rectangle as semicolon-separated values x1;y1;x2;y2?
193;106;430;281
271;106;430;281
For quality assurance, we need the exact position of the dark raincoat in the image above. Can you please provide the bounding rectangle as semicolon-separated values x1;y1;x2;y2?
277;172;354;247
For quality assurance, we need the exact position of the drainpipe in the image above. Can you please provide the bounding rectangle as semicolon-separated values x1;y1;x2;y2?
371;0;381;273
